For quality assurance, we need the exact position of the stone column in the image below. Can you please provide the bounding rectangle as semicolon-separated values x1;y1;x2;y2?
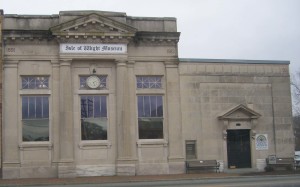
58;59;75;178
165;62;185;174
116;60;136;175
2;62;20;179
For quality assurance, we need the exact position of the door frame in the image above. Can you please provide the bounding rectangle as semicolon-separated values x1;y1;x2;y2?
226;129;252;169
218;104;261;171
221;120;257;171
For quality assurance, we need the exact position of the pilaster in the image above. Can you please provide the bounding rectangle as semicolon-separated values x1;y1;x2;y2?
51;60;60;164
115;60;137;176
58;59;75;178
165;61;184;174
2;62;20;179
126;60;138;161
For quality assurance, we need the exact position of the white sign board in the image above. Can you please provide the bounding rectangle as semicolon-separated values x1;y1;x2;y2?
255;134;268;150
60;43;127;54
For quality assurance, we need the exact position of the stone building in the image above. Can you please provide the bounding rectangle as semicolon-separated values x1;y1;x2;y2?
1;10;294;179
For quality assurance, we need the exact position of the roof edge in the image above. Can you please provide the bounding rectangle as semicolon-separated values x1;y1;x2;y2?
4;14;59;18
59;10;127;17
179;58;290;65
127;16;176;21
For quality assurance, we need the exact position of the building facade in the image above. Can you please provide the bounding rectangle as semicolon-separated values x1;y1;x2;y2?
0;9;3;175
1;10;294;179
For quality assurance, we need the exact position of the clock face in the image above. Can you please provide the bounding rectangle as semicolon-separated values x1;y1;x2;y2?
86;76;101;89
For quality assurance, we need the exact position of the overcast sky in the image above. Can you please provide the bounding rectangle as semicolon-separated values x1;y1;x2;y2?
2;0;300;72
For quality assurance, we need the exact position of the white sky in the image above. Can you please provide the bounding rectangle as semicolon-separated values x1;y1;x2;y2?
1;0;300;72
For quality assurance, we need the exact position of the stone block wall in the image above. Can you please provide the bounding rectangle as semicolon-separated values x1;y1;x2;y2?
1;10;182;178
179;61;294;169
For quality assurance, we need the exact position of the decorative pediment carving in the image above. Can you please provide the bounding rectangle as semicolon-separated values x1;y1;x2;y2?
68;22;116;33
50;13;137;40
218;104;261;120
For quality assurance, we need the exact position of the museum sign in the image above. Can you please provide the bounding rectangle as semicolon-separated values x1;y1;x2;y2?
60;43;127;54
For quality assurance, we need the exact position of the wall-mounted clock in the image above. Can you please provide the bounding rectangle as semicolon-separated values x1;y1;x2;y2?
86;75;100;89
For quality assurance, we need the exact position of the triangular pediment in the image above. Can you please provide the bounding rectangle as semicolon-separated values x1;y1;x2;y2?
50;13;137;37
218;104;261;120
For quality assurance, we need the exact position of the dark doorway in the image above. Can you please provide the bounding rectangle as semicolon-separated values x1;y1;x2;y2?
227;129;251;168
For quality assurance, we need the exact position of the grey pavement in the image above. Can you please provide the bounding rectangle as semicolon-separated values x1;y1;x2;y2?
47;175;300;187
0;171;300;187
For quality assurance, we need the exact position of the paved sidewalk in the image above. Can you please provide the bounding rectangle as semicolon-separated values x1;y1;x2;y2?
0;171;299;186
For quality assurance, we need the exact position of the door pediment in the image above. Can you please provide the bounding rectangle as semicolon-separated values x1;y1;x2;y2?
50;13;137;38
218;104;261;120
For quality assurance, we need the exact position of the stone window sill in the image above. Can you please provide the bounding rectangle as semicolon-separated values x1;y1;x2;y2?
19;142;52;150
137;139;168;148
79;141;111;149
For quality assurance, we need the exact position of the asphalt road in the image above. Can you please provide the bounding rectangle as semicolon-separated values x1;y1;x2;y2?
12;175;300;187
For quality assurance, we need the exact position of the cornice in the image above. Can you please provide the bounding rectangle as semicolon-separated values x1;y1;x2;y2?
136;31;180;38
128;56;179;62
3;30;54;42
3;30;180;45
133;31;180;45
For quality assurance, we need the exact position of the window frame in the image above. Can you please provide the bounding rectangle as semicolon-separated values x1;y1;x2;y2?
19;75;52;145
21;95;50;142
136;75;165;141
136;76;163;89
137;95;164;140
80;95;108;141
21;76;50;90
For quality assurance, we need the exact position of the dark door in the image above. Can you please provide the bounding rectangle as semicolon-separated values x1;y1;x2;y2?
227;129;251;168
